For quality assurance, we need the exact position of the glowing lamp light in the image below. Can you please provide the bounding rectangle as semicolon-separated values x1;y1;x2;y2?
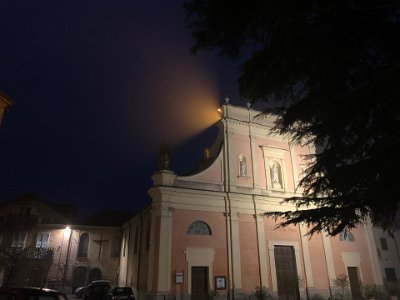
65;226;71;235
217;108;223;119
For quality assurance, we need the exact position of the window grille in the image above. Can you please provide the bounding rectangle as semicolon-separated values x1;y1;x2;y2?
187;221;211;235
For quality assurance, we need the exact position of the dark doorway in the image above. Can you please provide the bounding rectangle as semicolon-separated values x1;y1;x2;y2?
72;266;87;292
274;245;300;300
348;267;362;300
28;266;43;287
89;267;101;283
191;267;208;300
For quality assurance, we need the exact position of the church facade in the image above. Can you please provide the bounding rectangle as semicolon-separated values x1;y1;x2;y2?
119;103;393;300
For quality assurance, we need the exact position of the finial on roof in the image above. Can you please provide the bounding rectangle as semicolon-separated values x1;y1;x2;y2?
157;143;171;171
246;102;251;109
224;95;230;104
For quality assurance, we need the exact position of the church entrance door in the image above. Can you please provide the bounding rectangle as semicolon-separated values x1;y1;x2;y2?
348;267;362;300
191;266;208;300
274;245;300;300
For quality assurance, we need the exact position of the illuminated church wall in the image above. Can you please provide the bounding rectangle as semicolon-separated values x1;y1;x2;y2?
120;103;387;300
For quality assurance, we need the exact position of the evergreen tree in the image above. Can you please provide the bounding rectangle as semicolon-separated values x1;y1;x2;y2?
185;0;400;235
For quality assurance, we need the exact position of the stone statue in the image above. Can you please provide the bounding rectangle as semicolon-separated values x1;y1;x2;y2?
239;155;247;176
271;162;280;183
158;143;171;170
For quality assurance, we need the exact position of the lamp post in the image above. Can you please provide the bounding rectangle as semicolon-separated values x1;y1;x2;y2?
62;226;73;293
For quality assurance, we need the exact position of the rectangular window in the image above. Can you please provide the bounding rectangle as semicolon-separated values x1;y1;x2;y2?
36;232;50;248
111;238;121;257
12;232;27;249
380;237;388;250
385;268;397;282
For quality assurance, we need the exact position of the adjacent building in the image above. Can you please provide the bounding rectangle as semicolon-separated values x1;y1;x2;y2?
372;227;400;287
0;195;133;294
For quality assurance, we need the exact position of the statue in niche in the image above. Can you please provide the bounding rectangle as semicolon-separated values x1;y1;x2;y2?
270;161;282;188
239;155;247;176
300;165;307;179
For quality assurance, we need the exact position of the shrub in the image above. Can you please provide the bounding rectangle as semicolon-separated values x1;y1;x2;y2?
206;290;218;300
254;286;271;300
332;274;349;299
362;283;382;299
385;282;400;296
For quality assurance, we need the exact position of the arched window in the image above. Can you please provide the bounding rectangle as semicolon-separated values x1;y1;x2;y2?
78;233;89;257
187;221;211;235
339;231;355;241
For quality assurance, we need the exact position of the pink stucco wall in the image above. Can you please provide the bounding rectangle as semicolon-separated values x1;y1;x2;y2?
329;227;375;284
308;233;330;290
171;209;228;294
239;213;261;291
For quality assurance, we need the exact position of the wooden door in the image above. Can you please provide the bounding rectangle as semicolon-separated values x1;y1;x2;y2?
348;267;362;300
274;246;300;300
191;267;208;300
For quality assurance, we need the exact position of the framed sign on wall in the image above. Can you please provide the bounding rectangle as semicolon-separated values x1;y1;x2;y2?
176;272;184;284
215;276;226;290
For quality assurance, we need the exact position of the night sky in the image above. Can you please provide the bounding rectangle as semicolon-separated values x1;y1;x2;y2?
0;1;244;216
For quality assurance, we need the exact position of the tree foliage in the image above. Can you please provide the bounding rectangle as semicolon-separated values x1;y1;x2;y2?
184;0;400;235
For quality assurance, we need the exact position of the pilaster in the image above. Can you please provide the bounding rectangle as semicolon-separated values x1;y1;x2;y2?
322;234;336;289
230;211;242;290
156;207;173;292
255;215;269;288
363;222;384;284
299;224;314;287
